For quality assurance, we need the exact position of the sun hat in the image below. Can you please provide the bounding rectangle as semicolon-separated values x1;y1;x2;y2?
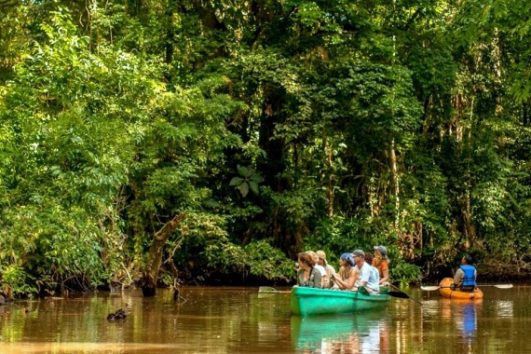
316;250;327;264
373;245;387;257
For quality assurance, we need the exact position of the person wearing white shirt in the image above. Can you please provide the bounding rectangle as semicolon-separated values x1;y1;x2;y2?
316;250;336;288
364;252;381;294
352;249;380;294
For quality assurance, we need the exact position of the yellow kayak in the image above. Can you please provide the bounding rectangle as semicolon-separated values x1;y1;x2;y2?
439;277;483;300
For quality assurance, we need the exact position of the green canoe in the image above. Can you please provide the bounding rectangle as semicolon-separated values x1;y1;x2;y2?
290;286;390;316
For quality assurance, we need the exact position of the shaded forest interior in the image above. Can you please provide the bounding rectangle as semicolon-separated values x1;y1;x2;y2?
0;0;529;296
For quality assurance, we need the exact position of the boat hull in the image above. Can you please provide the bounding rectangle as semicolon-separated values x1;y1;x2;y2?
290;286;390;316
439;277;484;300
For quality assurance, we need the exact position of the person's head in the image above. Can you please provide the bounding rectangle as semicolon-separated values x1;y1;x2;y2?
340;252;355;267
352;249;365;266
306;251;319;265
462;254;474;265
374;245;388;259
298;252;315;270
316;250;327;266
365;252;374;266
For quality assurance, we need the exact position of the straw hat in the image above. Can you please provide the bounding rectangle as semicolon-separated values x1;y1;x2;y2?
316;250;327;264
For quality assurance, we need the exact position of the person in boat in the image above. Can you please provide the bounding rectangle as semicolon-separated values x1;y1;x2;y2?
297;251;322;288
316;250;336;288
352;249;380;294
372;245;390;286
453;254;477;291
364;252;381;292
331;253;357;290
307;250;327;283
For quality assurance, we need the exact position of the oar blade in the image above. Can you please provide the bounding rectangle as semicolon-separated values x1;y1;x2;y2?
420;285;440;291
493;284;513;289
258;286;278;293
387;291;410;299
420;284;513;291
258;286;291;294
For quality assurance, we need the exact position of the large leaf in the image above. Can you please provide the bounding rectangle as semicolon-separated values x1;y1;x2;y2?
238;182;249;197
248;180;259;195
229;177;244;186
237;165;253;178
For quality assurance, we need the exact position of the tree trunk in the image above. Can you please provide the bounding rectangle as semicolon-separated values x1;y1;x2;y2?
390;138;400;229
140;213;186;296
323;136;334;217
462;190;476;249
258;85;287;250
163;1;177;82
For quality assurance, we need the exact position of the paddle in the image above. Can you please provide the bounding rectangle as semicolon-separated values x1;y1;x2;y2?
420;283;513;291
387;284;423;305
258;286;291;294
357;285;422;304
357;286;370;295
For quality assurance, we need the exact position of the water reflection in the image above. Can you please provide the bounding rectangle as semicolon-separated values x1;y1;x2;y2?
495;300;514;317
457;302;477;341
441;299;482;353
419;299;440;317
291;311;389;353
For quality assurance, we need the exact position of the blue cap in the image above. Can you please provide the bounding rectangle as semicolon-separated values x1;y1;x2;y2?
340;252;355;266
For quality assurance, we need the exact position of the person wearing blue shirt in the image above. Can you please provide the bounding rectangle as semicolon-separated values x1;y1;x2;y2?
453;254;477;291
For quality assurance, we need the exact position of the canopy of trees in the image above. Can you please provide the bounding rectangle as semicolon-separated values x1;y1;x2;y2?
0;0;529;296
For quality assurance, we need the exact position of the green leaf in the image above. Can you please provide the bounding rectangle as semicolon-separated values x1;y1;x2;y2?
229;177;243;186
237;165;252;178
248;180;259;195
238;182;249;197
250;174;264;184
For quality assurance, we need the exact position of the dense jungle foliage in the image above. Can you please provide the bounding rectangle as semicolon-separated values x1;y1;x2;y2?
0;0;529;296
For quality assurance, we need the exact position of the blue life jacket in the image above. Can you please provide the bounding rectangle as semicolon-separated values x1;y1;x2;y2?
460;264;477;287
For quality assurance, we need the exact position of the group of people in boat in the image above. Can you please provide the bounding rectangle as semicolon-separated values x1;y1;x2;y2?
297;248;479;293
296;246;390;294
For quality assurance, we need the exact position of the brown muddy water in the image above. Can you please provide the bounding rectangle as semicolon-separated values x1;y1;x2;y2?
0;285;529;353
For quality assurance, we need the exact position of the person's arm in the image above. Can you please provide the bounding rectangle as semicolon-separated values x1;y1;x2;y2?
371;267;380;289
297;269;307;286
328;265;336;274
332;269;357;290
454;268;464;287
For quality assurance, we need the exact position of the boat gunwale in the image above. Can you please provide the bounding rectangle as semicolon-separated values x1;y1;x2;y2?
291;286;391;301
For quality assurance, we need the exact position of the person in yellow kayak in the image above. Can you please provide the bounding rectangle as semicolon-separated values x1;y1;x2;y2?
453;254;477;291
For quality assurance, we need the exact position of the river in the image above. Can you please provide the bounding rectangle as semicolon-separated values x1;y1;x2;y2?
0;285;529;353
